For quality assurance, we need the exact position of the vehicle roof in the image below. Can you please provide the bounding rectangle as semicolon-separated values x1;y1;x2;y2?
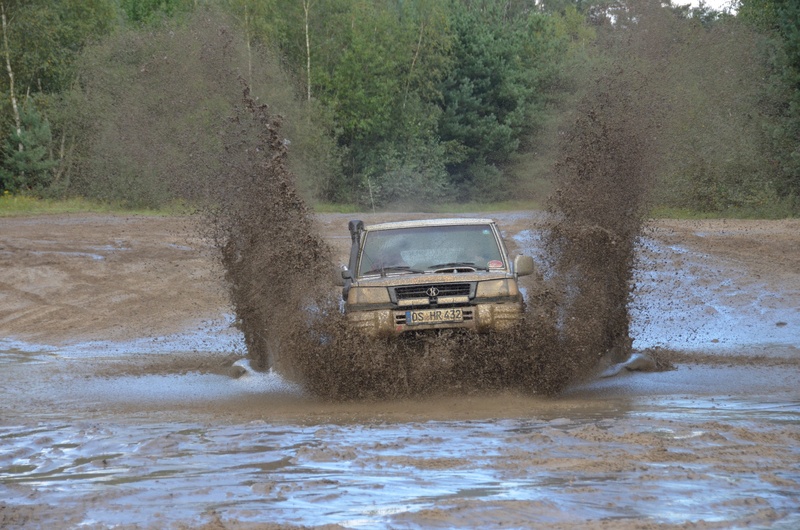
364;218;496;232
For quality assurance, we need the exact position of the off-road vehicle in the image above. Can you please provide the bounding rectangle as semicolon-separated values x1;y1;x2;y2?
337;218;535;335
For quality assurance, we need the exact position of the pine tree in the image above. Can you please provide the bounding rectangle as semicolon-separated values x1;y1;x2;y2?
0;104;57;193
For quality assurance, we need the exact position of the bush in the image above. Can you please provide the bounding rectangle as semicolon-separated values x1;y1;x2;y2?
0;104;57;194
359;138;450;208
66;8;338;208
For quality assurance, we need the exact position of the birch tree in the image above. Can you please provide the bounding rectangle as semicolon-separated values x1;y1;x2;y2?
1;3;21;152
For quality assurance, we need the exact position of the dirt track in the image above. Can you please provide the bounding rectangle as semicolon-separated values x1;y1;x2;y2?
0;215;226;345
1;213;799;529
2;213;797;348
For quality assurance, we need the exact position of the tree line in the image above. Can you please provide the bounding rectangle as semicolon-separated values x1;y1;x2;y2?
0;0;797;214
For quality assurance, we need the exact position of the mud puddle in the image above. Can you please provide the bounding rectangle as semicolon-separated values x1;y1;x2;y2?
630;234;799;354
2;337;799;529
2;397;799;529
1;213;799;528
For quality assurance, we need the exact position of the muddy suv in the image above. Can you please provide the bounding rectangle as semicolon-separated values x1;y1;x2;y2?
337;218;535;335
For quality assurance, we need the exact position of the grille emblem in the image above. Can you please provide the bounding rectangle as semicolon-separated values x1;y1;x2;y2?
426;287;440;297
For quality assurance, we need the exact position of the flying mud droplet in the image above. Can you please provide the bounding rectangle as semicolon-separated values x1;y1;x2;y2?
201;77;655;399
72;6;757;398
541;70;657;386
198;86;567;399
197;87;333;375
201;8;668;399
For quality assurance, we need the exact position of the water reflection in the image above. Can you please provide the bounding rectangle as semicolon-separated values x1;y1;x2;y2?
2;406;799;528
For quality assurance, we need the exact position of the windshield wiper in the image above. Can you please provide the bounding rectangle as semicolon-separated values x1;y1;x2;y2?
427;262;488;272
362;265;423;276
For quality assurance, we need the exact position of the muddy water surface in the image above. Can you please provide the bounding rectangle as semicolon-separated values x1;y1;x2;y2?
2;348;798;529
1;213;799;529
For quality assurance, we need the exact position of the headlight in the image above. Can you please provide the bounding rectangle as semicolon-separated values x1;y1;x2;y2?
348;286;391;304
475;279;519;298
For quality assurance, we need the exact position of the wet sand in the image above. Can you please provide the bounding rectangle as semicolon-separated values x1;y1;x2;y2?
1;213;799;529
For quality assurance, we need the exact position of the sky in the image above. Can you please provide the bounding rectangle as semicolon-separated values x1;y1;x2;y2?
685;0;739;11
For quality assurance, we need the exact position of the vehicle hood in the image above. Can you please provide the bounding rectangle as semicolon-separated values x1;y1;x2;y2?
352;270;513;286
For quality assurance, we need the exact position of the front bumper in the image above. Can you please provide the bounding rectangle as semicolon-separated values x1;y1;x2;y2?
346;301;524;335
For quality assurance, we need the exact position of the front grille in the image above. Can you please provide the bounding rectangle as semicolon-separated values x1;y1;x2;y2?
392;282;473;301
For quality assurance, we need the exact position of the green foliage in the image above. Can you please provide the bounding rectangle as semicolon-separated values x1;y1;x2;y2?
120;0;195;25
0;0;794;215
439;5;520;165
0;0;117;198
437;1;568;201
0;0;117;95
243;0;572;205
628;3;781;213
216;1;456;206
0;193;184;216
67;7;338;209
738;0;800;207
314;1;452;205
0;103;56;194
359;133;451;208
737;0;779;30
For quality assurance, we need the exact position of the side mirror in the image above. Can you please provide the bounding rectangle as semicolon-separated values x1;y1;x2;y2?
333;265;349;286
514;255;536;277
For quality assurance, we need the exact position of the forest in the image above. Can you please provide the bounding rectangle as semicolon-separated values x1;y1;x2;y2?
0;0;797;215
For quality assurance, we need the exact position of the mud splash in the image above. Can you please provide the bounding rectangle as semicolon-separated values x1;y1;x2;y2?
203;7;668;399
198;88;332;374
203;78;656;399
195;88;561;398
542;71;657;383
71;3;669;399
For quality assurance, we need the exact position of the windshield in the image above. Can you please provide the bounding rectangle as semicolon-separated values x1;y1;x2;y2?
358;224;504;276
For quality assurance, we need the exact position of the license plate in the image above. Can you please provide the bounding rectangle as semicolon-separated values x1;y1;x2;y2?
406;308;463;325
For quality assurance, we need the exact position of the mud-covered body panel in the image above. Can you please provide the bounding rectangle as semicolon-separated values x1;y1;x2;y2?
342;219;528;335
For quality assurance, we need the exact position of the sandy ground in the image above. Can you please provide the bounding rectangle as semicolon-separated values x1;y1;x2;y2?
0;215;227;345
0;212;799;529
2;213;797;350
